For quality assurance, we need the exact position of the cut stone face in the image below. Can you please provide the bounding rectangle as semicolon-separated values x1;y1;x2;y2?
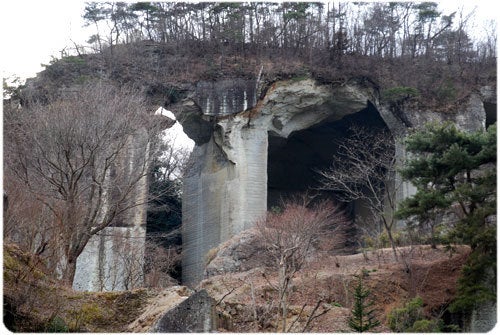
175;77;495;287
177;79;389;287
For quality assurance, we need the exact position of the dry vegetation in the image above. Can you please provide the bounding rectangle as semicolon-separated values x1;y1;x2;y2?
3;243;151;332
2;3;495;333
3;232;470;333
201;243;470;332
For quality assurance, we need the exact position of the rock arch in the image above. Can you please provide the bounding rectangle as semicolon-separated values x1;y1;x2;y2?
171;78;403;286
173;77;495;287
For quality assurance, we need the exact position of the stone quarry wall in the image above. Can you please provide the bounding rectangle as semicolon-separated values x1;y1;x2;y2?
73;128;154;291
73;226;146;291
175;77;496;288
177;78;380;286
175;78;496;329
72;73;495;301
467;298;497;332
194;78;258;116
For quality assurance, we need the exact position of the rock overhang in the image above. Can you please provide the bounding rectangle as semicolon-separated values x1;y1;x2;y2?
169;78;380;144
177;76;386;286
175;74;494;286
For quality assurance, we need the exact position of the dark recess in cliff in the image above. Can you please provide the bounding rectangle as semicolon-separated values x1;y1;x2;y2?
267;101;391;253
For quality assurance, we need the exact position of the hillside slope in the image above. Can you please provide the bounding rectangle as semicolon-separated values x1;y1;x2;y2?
199;230;470;332
4;240;469;332
3;243;151;332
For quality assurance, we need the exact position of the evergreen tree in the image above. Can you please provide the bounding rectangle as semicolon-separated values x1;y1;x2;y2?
398;122;496;313
348;274;380;332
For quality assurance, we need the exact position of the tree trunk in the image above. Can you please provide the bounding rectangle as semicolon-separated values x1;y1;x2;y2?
62;256;77;287
279;257;288;332
385;225;398;260
430;224;437;249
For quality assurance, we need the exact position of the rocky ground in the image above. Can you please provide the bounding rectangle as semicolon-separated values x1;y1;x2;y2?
200;231;470;332
4;238;469;332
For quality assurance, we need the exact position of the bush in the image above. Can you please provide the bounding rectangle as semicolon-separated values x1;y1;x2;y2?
435;80;457;101
387;297;424;332
387;296;446;332
406;319;442;332
362;230;403;249
45;316;69;332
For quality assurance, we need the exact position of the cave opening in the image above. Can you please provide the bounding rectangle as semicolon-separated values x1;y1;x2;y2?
267;101;393;252
484;101;497;128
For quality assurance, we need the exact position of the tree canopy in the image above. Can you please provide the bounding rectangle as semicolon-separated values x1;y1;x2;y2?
397;123;496;313
81;2;495;64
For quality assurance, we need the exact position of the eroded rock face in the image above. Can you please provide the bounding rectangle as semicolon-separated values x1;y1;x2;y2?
173;76;496;288
467;299;497;332
205;228;271;277
150;290;216;332
176;79;379;287
194;79;258;116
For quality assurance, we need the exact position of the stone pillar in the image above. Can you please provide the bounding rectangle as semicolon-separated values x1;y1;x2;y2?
73;226;146;291
73;130;151;291
182;123;268;287
180;79;380;286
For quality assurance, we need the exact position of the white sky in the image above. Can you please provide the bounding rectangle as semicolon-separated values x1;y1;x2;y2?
0;0;498;82
1;1;90;81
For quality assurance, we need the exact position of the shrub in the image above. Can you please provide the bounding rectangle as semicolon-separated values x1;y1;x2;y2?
67;303;104;331
387;296;424;332
436;80;457;101
45;316;69;332
406;319;442;332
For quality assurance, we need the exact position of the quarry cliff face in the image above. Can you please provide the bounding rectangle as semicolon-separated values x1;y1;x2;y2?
168;77;496;287
172;78;379;286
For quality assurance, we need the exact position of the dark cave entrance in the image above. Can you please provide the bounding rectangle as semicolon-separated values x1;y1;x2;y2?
484;101;497;128
267;101;392;252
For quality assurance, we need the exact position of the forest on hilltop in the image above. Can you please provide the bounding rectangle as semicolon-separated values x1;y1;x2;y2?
10;1;496;110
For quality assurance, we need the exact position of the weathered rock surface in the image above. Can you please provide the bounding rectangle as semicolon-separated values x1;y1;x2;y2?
177;78;380;287
128;286;192;332
205;228;270;277
467;298;497;332
149;289;216;332
175;75;496;287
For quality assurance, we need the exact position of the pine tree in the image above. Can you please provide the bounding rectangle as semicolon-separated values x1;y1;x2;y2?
398;122;496;313
348;274;380;332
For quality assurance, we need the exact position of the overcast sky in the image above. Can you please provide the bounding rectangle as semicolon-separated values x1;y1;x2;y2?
1;0;498;83
1;1;90;81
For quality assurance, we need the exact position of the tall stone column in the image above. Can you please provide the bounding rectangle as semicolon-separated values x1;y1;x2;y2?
182;122;268;287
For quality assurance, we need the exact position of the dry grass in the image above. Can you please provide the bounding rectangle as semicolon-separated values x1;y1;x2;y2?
3;243;152;332
200;244;470;332
3;239;470;332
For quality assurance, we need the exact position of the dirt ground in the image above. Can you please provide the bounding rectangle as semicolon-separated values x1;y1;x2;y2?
200;244;470;332
4;241;469;332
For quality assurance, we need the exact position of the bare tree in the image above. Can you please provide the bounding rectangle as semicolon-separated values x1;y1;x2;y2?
4;82;166;285
317;125;400;259
3;172;64;273
255;196;344;332
143;242;180;288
